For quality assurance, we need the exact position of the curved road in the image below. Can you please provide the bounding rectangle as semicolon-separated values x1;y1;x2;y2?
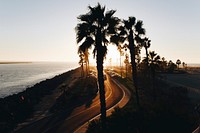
16;74;131;133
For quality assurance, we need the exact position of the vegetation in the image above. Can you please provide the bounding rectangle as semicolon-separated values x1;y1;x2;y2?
0;69;78;133
75;3;120;129
87;75;199;133
50;76;97;113
75;3;193;132
176;59;181;69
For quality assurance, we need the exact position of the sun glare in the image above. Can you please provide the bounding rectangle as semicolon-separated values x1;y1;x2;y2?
105;45;120;66
88;45;120;66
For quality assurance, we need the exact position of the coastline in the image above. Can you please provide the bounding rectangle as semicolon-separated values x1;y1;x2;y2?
0;67;80;132
0;62;32;64
0;62;79;98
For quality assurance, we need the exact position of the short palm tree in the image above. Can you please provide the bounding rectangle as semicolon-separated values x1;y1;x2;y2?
149;51;161;76
117;44;124;77
78;50;85;77
142;37;151;66
176;59;181;69
148;51;161;100
78;46;90;76
75;3;119;128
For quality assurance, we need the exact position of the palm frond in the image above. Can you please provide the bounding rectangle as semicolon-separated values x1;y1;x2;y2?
102;46;107;59
124;20;131;30
92;47;97;58
75;23;89;43
105;10;116;18
135;20;145;35
129;16;136;25
110;34;119;45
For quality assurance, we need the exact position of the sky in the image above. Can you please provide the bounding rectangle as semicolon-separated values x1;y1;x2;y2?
0;0;200;64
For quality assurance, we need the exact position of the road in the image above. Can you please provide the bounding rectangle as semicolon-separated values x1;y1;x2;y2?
16;74;131;133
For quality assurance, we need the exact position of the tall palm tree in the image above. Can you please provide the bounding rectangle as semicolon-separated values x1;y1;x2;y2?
75;3;119;129
123;17;145;108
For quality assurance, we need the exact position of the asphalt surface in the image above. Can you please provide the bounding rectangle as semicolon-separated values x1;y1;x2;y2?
15;74;129;133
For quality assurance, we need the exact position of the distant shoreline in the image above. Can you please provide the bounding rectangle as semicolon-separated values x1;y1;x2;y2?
0;62;32;64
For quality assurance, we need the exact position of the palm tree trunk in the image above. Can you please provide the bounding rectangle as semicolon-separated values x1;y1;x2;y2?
120;53;122;78
97;54;106;129
96;28;106;130
81;63;84;77
126;64;128;78
88;60;90;74
129;30;140;109
85;61;88;76
145;46;150;78
145;46;149;66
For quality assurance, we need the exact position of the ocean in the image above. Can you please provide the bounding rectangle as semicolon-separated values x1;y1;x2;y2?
0;62;78;98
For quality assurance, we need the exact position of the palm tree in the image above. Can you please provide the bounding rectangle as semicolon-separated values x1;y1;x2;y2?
75;3;119;129
160;57;167;72
176;59;181;69
78;46;90;76
148;51;161;100
182;62;186;70
124;53;129;78
168;60;177;72
78;50;85;77
123;17;145;108
142;37;151;66
117;44;124;78
149;51;161;77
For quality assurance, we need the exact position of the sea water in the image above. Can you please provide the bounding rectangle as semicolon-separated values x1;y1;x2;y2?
0;62;78;98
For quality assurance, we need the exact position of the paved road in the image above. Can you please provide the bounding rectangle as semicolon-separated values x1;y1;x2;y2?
16;74;130;133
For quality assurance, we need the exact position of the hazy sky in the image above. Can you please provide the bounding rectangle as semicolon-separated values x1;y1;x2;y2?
0;0;200;63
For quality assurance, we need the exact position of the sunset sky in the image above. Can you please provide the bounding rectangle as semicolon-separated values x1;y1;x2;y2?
0;0;200;64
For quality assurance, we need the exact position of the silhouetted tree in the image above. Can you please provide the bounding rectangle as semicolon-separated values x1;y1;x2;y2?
149;51;161;77
78;46;90;76
182;62;185;68
141;37;151;66
75;3;119;129
84;49;90;75
78;50;85;77
167;60;177;72
123;17;146;108
160;57;167;72
176;59;181;70
148;51;161;100
117;44;124;78
124;53;129;78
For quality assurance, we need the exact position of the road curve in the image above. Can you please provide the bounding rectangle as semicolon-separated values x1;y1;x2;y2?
74;75;131;133
16;74;131;133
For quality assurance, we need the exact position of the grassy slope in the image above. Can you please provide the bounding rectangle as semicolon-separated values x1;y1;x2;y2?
87;70;199;133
